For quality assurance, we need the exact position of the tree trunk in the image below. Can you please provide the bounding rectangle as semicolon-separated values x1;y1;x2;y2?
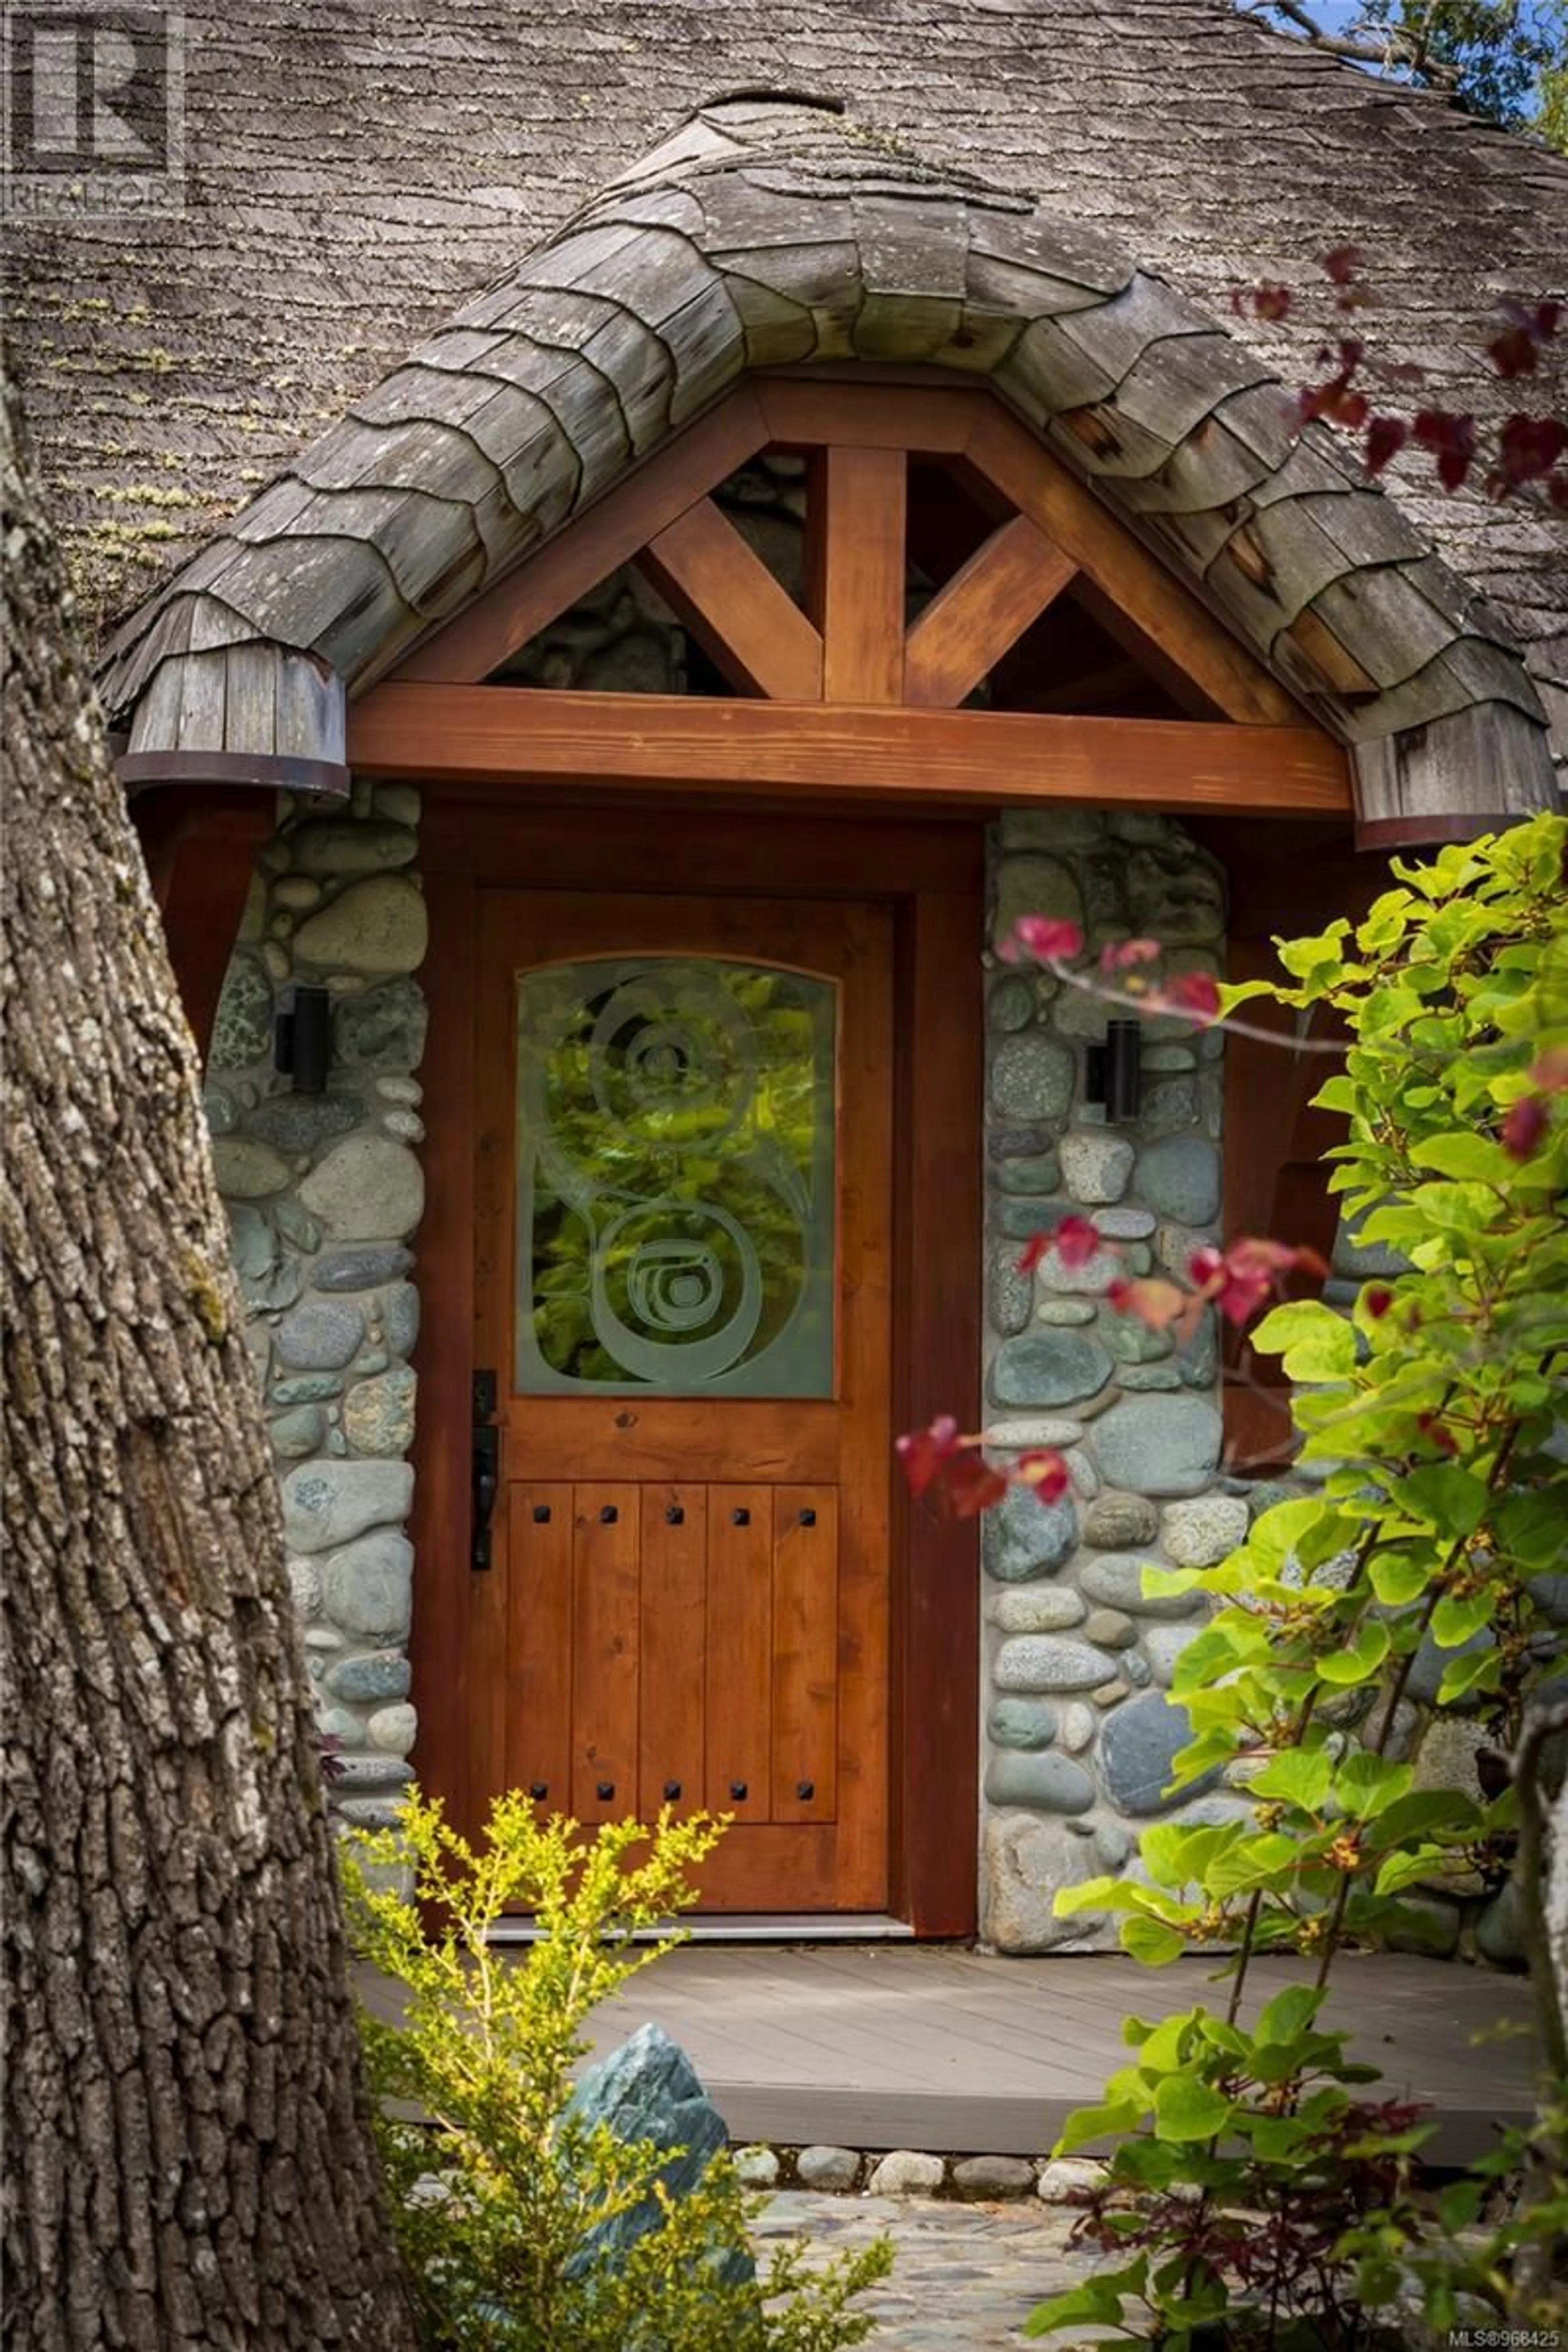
1;376;419;2348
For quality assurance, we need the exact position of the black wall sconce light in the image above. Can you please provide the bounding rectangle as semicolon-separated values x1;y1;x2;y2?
273;984;330;1095
1086;1018;1143;1125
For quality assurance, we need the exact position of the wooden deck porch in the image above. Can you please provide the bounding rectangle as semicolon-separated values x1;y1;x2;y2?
582;1945;1535;2168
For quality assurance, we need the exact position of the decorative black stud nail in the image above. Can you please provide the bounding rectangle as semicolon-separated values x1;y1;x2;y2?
666;1505;684;1526
799;1508;816;1526
664;1780;682;1801
528;1783;548;1801
732;1507;750;1526
597;1782;615;1802
730;1780;748;1801
796;1780;815;1801
533;1504;551;1523
600;1504;618;1524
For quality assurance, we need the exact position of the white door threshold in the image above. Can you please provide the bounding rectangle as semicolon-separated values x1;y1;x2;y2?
486;1913;918;1945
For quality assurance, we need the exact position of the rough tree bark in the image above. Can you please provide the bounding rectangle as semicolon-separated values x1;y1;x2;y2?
0;377;419;2348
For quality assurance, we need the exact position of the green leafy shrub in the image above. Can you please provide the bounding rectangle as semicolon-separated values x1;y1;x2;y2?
344;1793;891;2352
1027;813;1568;2348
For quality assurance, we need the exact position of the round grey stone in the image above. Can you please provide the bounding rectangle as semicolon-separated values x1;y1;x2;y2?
321;1530;415;1639
994;1637;1118;1693
1145;1623;1204;1687
1078;1554;1199;1619
1082;1494;1159;1549
288;819;418;875
332;1754;416;1791
868;2151;945;2197
952;2155;1035;2200
315;1243;414;1292
735;2146;782;2190
203;1084;238;1136
1093;1206;1155;1239
287;1554;323;1618
270;1404;326;1458
1089;1396;1223;1497
982;1815;1107;1952
1136;1076;1200;1136
294;876;428;975
996;1152;1062;1195
344;1365;417;1457
282;1459;414;1553
277;1296;366;1371
1100;1693;1219;1816
226;1202;277;1282
988;974;1037;1033
210;1136;292;1200
982;1484;1078;1583
1083;1608;1136;1649
332;1797;406;1829
1059;1130;1134;1205
368;1702;418;1756
984;1751;1096;1813
990;1035;1074;1122
1163;1496;1249;1568
1124;846;1225;944
272;1371;343;1405
379;1280;421;1359
993;853;1084;954
334;978;428;1072
1102;1308;1173;1366
1034;1297;1097;1326
1121;1364;1182;1391
995;1194;1068;1241
988;1126;1051;1160
244;1091;363;1156
1058;1702;1096;1755
1037;2158;1107;2204
210;953;273;1067
988;1588;1085;1634
987;1697;1058;1750
273;1197;322;1252
989;1330;1111;1411
987;1240;1032;1337
1136;1136;1220;1225
325;1649;413;1704
1475;1882;1526;1967
299;1136;424;1242
795;2145;859;2192
1383;1898;1461;1959
374;782;422;825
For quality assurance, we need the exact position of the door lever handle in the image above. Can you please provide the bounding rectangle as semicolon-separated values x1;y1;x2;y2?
472;1370;499;1570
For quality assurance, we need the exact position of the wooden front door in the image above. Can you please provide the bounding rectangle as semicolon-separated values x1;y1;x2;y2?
470;886;893;1912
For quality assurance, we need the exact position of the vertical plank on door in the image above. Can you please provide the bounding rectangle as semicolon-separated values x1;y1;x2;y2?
809;446;908;706
704;1486;773;1822
571;1483;640;1824
503;1481;573;1815
637;1485;708;1819
771;1485;838;1824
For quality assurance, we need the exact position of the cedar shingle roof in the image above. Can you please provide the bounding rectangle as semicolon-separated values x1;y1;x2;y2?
7;0;1565;756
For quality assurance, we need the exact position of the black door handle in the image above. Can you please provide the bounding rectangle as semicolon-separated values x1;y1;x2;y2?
472;1370;499;1570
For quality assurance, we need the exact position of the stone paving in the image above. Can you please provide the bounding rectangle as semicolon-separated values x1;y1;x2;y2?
753;2189;1101;2351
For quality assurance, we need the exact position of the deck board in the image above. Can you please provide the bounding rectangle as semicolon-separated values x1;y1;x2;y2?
582;1947;1536;2165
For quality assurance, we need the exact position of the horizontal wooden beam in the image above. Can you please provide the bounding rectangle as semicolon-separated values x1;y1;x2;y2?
349;684;1351;816
637;497;824;701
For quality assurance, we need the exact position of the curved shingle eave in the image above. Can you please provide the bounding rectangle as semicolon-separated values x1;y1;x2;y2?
101;93;1556;834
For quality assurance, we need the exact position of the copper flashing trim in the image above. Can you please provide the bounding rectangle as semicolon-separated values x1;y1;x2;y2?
117;749;351;800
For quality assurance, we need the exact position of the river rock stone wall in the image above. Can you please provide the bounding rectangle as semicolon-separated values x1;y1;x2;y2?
980;807;1252;1953
205;781;428;1826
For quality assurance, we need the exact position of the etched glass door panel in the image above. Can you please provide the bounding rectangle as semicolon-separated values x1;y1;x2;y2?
515;957;837;1396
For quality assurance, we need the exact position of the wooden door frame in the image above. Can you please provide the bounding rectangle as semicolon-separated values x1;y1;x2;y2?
410;795;984;1937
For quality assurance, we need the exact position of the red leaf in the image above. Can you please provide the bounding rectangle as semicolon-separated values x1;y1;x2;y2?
1107;1275;1189;1331
1417;1412;1460;1458
944;1451;1009;1518
1233;278;1292;323
1412;408;1477;492
895;1414;962;1498
1363;415;1408;477
1530;1046;1568;1095
1493;414;1568;490
1154;971;1221;1025
1501;1095;1548;1160
1099;937;1163;973
1016;1449;1070;1506
1488;299;1562;378
1016;1231;1053;1277
1364;1285;1394;1319
1052;1214;1102;1271
1002;915;1084;966
1323;245;1363;286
